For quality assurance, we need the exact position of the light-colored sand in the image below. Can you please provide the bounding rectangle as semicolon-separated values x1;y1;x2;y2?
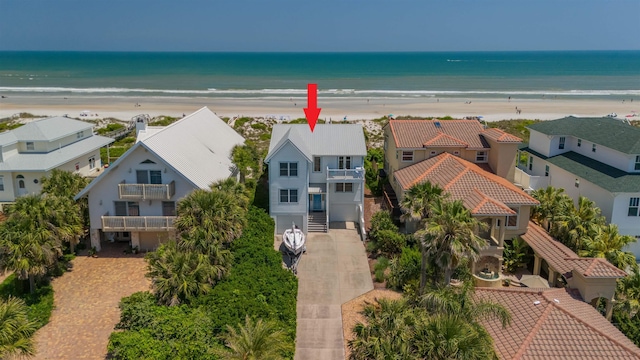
0;95;636;123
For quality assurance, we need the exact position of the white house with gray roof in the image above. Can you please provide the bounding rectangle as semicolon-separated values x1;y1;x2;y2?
517;117;640;256
0;116;113;205
265;124;367;235
76;107;245;252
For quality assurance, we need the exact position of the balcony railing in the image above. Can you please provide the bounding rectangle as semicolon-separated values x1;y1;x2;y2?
118;181;175;200
513;167;545;191
102;216;176;231
326;167;365;181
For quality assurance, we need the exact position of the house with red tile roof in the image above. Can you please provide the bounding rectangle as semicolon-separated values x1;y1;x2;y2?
383;119;538;285
476;287;640;359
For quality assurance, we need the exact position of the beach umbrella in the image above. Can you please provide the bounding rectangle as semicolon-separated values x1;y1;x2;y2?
477;115;484;119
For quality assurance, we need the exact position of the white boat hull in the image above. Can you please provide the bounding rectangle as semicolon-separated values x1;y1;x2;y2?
283;228;306;256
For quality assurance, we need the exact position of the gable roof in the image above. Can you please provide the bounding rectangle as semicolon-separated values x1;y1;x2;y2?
527;117;640;154
386;119;521;149
521;222;628;279
76;107;244;198
394;153;538;215
522;147;640;193
476;287;640;359
5;117;93;143
266;124;366;162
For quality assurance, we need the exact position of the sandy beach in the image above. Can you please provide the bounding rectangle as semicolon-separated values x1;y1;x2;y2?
0;95;636;123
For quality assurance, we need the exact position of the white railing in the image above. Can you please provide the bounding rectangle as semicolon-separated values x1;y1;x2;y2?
326;166;365;181
513;167;543;191
101;216;176;231
358;204;366;241
118;181;175;200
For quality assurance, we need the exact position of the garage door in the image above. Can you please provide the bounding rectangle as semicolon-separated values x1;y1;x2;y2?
329;204;357;222
276;215;304;234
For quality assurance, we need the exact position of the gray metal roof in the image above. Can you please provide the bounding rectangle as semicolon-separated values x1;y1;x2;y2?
8;117;94;143
0;135;113;171
266;124;367;162
527;117;640;154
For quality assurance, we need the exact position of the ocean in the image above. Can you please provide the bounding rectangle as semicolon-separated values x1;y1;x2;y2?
0;51;638;100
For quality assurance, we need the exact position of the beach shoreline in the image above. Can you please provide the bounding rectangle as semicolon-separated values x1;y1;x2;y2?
0;95;636;123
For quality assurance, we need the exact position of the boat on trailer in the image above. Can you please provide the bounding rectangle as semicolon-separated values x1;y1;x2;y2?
283;223;306;256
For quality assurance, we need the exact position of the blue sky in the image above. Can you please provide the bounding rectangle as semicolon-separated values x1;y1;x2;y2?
0;0;638;52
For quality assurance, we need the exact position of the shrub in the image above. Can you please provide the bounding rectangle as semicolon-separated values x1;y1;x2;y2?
387;247;421;290
369;211;398;242
376;230;406;257
250;123;267;131
375;269;385;283
0;274;54;329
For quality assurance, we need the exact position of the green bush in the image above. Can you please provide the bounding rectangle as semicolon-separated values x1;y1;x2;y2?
259;133;271;141
375;269;385;283
233;117;252;129
369;211;398;243
96;123;125;135
374;257;390;272
0;274;54;329
387;247;421;290
251;123;267;131
376;230;406;257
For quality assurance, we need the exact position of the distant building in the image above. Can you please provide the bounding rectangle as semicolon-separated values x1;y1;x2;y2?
265;124;367;235
518;117;640;256
76;107;245;251
0;116;113;206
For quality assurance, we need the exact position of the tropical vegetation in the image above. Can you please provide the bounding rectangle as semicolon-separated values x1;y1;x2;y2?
0;296;38;359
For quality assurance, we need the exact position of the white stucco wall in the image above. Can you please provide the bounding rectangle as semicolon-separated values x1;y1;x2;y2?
268;142;309;218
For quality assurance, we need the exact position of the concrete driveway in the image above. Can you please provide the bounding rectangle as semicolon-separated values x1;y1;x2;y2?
291;227;373;360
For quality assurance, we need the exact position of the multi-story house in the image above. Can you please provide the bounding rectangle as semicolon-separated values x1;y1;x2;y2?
265;124;367;235
518;117;640;256
383;119;539;282
0;116;113;207
75;107;245;252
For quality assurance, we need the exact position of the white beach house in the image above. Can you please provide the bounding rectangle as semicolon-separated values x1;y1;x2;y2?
516;116;640;256
75;107;245;251
0;116;113;207
265;124;367;235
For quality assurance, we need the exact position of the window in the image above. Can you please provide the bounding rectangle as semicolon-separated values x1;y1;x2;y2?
338;156;352;169
629;197;640;217
544;165;549;177
313;157;321;172
635;156;640;171
528;156;533;171
476;151;487;162
592;144;596;153
401;151;413;162
75;162;80;171
162;201;176;216
0;176;3;191
558;137;565;149
577;139;582;147
453;151;460;156
506;208;520;227
114;201;139;216
430;150;437;157
88;156;96;170
279;189;298;203
279;162;298;177
136;170;162;184
76;131;84;139
26;142;34;151
336;183;353;192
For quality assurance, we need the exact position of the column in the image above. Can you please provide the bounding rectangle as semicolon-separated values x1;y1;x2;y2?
90;229;101;252
499;216;507;247
548;269;555;287
533;255;542;275
131;232;140;249
605;298;615;321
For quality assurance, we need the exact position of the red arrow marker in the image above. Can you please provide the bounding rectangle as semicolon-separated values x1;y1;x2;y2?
303;83;321;132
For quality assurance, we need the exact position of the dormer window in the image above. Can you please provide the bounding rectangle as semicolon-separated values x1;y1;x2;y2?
26;142;34;151
476;151;487;162
401;151;414;162
635;156;640;171
577;139;582;147
77;131;84;139
558;137;565;150
592;144;597;153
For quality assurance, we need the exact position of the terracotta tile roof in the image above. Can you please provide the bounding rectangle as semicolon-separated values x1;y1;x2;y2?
388;120;490;149
423;133;470;147
394;153;539;215
482;127;523;143
521;222;628;279
476;287;640;359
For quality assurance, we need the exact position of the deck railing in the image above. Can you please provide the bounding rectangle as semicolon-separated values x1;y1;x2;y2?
326;167;365;181
118;181;175;200
101;216;176;231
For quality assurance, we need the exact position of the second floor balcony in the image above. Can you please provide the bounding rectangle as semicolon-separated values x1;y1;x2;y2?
514;167;547;191
102;216;176;231
118;181;175;200
326;167;365;182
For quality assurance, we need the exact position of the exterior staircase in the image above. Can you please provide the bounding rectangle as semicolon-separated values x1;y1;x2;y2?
308;211;327;232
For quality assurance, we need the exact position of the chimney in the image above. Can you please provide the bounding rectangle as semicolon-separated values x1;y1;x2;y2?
135;116;147;137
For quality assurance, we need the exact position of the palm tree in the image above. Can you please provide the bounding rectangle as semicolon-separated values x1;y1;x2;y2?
41;169;90;246
0;296;38;359
220;316;292;360
174;188;247;247
145;241;223;306
210;178;250;210
580;224;637;270
399;181;446;224
556;196;605;251
530;186;572;232
616;268;640;318
417;199;487;287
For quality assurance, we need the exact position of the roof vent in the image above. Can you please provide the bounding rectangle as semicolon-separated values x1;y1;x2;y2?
533;301;541;305
434;121;442;128
553;298;560;303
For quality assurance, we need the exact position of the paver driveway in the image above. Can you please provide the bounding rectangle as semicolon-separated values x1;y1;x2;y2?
33;243;150;360
291;227;373;360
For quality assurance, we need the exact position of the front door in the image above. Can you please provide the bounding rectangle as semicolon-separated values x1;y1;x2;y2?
16;177;27;196
312;194;322;211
